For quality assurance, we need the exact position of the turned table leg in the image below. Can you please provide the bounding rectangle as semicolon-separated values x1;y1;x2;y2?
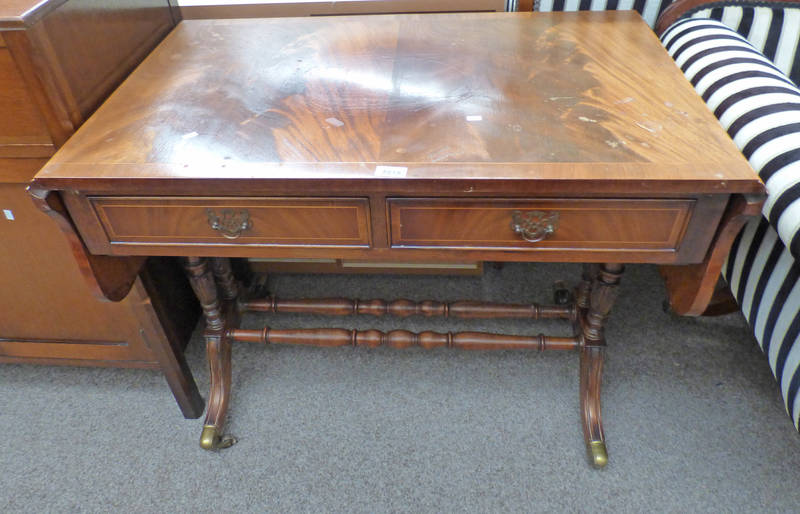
578;263;624;468
183;256;237;450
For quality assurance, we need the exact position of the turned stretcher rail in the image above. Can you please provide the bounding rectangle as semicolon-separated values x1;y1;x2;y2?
228;328;581;351
241;297;574;319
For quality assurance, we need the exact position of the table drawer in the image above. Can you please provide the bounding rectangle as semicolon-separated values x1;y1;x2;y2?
388;198;694;251
91;197;371;247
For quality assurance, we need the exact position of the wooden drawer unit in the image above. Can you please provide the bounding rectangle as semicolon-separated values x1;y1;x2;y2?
0;1;204;419
90;196;372;248
388;198;695;252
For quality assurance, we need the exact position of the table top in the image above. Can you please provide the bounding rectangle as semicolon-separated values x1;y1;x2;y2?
33;11;763;195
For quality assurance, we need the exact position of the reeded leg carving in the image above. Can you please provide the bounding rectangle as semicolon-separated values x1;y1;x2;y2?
210;257;239;301
576;264;599;310
200;332;236;450
183;257;224;331
182;257;235;450
579;263;624;468
580;346;606;468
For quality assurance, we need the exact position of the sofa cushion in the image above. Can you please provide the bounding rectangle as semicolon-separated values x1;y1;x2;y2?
662;17;800;431
724;217;800;430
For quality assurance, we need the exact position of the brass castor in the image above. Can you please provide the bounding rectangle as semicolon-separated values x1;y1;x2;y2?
588;440;608;468
200;425;237;451
553;280;574;305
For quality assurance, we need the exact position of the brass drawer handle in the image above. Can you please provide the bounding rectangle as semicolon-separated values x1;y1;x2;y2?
207;208;252;239
510;210;559;243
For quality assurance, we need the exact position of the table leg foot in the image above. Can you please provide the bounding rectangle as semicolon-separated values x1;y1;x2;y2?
199;331;235;451
579;263;623;469
588;440;608;468
183;257;238;451
200;424;237;450
580;345;607;468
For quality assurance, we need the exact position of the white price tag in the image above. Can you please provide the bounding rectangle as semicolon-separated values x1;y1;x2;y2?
466;115;482;121
374;165;407;177
3;209;14;221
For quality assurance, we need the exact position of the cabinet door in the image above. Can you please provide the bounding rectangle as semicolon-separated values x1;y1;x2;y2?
0;176;158;366
0;45;54;158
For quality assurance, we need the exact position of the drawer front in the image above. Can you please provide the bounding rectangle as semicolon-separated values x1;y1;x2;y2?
388;198;694;251
91;197;371;247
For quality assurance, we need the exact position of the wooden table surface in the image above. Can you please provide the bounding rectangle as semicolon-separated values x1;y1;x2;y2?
28;10;766;465
34;11;761;195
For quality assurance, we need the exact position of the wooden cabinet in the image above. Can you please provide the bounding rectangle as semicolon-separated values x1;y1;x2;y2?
177;0;507;19
0;0;203;418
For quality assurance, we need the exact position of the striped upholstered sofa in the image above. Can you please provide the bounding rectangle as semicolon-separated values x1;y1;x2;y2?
525;0;800;432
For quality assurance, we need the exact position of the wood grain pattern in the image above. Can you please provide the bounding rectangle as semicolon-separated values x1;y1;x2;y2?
33;12;763;195
27;10;765;460
91;196;371;247
0;0;203;416
230;327;580;351
2;29;74;147
3;1;177;149
0;185;156;362
182;257;224;332
579;263;623;468
0;0;69;29
210;257;239;301
27;0;176;124
0;157;44;184
660;194;764;315
60;188;725;266
179;0;507;20
242;296;574;319
389;198;693;251
0;47;53;157
28;188;146;302
0;337;145;361
130;275;203;419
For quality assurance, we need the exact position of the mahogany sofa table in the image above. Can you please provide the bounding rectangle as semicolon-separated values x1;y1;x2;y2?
31;11;764;467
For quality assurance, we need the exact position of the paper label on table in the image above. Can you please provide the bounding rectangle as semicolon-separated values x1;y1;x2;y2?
374;166;407;177
466;115;482;121
3;209;14;221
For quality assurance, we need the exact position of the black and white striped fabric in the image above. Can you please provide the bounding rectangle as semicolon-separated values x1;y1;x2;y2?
723;218;800;430
662;18;800;430
688;5;800;85
534;0;671;28
662;18;800;261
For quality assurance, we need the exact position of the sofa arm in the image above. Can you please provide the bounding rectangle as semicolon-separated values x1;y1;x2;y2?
661;18;800;259
657;1;800;84
533;0;671;29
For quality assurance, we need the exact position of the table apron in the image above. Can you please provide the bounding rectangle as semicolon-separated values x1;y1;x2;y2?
60;192;730;265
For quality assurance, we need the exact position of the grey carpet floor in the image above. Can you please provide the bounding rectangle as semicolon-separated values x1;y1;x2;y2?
2;263;799;513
